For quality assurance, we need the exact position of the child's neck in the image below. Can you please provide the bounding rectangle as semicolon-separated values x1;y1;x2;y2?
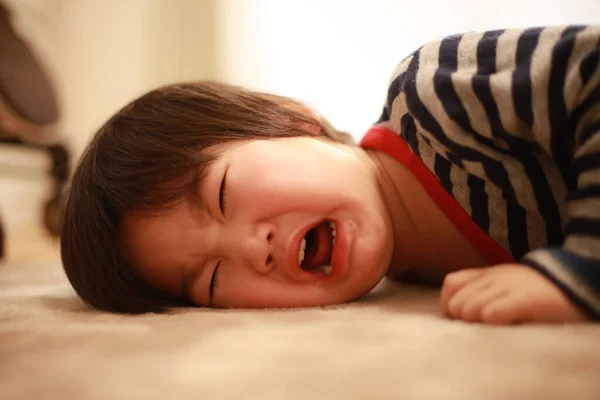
365;149;488;284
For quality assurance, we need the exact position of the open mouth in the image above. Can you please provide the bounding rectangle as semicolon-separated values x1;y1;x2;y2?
298;220;337;276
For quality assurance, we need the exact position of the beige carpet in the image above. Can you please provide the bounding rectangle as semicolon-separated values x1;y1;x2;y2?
1;228;600;400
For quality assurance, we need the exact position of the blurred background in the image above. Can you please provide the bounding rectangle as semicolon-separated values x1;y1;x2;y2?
0;0;599;262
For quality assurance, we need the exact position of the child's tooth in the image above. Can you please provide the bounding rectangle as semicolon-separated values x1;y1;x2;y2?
321;265;333;276
298;249;305;265
329;222;337;238
301;238;306;251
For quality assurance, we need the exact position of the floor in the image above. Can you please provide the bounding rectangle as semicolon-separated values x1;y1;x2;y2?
2;156;600;400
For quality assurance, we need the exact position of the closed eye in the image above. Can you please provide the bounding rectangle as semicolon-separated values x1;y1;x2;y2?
209;261;220;306
219;166;229;216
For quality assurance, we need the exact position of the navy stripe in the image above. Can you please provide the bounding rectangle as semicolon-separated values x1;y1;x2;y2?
483;162;529;259
404;50;508;163
519;155;565;246
377;106;390;124
568;185;600;200
506;204;530;259
579;41;599;85
446;151;465;168
434;35;477;136
566;217;600;236
513;27;543;128
476;30;505;74
434;154;453;195
572;152;600;175
548;26;587;189
420;136;465;168
467;174;490;232
421;135;434;149
472;29;536;153
420;135;461;166
438;34;460;70
401;114;420;157
571;86;600;132
579;121;600;148
386;72;405;116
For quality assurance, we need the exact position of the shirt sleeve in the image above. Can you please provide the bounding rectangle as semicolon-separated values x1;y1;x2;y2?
519;27;600;318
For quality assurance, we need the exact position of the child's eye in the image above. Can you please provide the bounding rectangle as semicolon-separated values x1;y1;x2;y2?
209;260;220;306
219;167;229;215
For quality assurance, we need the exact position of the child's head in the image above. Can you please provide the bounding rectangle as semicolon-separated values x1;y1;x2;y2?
61;81;393;313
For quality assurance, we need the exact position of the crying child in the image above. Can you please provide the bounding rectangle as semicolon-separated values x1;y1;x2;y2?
61;25;600;324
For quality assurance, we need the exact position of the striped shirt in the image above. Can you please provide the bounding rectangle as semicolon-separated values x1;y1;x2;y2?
366;25;600;319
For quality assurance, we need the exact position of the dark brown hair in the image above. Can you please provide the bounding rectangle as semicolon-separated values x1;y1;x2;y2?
60;81;353;314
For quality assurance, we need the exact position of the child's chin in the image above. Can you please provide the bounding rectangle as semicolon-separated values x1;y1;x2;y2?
344;267;387;302
357;252;391;284
354;231;393;278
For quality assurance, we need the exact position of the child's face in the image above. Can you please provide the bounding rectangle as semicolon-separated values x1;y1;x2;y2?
121;137;393;309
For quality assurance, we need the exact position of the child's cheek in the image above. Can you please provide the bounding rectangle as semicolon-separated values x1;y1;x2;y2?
232;164;331;210
236;176;328;216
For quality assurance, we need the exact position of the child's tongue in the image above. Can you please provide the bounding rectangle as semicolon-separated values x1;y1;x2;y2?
303;221;333;271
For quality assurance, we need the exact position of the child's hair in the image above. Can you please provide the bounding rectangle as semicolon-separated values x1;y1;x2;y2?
60;81;353;314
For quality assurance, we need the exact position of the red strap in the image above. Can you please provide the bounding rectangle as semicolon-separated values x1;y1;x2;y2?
361;126;515;265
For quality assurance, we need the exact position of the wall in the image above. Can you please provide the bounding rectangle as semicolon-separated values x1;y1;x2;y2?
55;0;217;157
0;0;218;240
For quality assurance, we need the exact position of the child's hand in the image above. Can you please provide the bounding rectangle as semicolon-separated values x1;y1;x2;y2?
440;264;588;324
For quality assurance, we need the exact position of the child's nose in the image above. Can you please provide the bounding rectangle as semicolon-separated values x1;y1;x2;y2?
238;223;276;274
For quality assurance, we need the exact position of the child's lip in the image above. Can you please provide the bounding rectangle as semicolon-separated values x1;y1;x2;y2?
286;219;323;282
285;218;347;283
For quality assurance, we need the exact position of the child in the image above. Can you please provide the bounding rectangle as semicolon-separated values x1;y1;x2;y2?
61;25;600;324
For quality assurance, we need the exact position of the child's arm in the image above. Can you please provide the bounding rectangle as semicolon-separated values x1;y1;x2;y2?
435;26;600;323
518;28;600;319
376;26;600;323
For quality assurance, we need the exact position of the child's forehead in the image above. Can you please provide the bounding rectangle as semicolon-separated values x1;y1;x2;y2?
203;139;250;155
205;136;339;152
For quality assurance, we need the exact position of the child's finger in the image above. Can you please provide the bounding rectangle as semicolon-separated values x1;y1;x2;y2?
481;295;522;325
440;268;486;314
461;288;508;322
446;279;491;318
